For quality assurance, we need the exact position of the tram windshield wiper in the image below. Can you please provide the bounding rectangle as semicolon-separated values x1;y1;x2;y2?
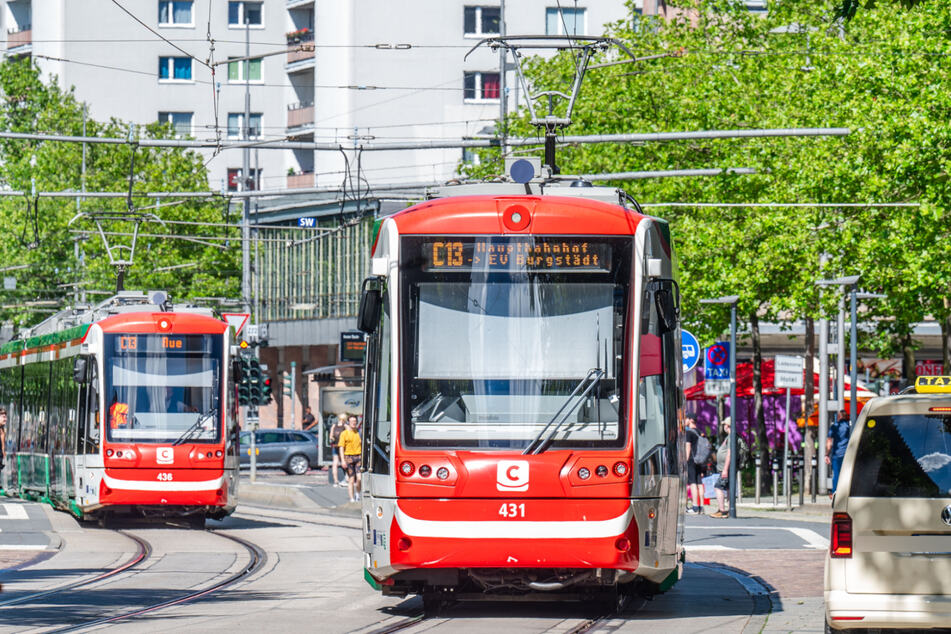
522;368;605;455
172;407;218;446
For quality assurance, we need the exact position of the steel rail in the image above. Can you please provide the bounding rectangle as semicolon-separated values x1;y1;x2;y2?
0;530;151;608
46;529;267;633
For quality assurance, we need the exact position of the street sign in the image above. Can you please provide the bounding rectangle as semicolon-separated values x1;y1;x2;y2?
298;217;317;227
682;330;700;373
774;354;804;389
222;313;250;336
340;331;367;362
704;379;731;396
704;342;731;380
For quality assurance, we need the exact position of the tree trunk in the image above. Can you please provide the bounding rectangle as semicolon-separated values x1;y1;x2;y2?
803;316;816;496
902;334;916;386
943;297;951;375
751;311;769;493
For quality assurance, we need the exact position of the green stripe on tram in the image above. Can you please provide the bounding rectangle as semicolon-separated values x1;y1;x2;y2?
0;323;91;356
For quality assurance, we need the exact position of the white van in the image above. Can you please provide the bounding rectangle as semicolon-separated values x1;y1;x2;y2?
824;376;951;631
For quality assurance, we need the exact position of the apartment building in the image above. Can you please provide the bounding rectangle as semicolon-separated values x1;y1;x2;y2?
1;0;637;192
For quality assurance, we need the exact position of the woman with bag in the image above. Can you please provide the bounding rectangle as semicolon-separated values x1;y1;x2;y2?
711;417;732;519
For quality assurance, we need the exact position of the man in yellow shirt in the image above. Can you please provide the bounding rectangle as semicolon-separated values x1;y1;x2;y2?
337;415;362;503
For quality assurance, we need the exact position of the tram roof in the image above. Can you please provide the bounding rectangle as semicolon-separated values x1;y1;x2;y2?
390;194;646;236
0;291;222;356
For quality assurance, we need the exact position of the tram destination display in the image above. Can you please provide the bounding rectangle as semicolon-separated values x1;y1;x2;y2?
421;238;612;273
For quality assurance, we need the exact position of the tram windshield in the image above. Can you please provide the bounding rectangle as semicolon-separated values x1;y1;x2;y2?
103;334;222;443
400;236;632;450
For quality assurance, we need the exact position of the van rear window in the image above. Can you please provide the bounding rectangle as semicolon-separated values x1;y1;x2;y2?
850;414;951;497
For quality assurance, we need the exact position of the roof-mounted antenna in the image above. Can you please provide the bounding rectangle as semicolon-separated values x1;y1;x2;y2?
465;35;634;176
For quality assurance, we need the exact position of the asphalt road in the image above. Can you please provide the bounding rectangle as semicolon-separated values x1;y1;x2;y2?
0;477;829;632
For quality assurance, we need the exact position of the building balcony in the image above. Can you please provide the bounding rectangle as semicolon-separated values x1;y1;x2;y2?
287;171;315;189
286;102;314;129
287;32;314;65
7;27;31;50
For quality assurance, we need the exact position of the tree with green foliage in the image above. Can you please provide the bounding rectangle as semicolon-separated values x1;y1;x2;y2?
0;59;239;326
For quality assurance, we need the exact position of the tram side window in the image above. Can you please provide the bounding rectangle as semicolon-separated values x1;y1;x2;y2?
21;363;51;454
637;279;680;477
0;365;20;459
83;361;100;454
364;284;391;475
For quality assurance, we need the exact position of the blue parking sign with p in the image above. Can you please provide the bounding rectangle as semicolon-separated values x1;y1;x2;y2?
704;342;731;380
681;330;700;373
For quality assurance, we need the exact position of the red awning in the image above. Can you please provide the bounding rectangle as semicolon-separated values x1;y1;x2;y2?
685;359;876;401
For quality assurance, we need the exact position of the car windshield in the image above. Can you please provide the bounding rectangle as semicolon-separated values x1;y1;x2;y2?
104;334;222;443
400;236;631;450
850;413;951;497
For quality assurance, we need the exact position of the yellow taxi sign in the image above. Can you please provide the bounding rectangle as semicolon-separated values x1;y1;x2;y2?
915;376;951;393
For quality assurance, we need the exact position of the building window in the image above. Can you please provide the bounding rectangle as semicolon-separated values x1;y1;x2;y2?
228;57;262;82
158;56;193;81
227;168;262;192
227;112;262;139
157;111;193;137
158;1;193;26
545;7;586;35
228;1;263;26
464;6;500;36
463;71;500;101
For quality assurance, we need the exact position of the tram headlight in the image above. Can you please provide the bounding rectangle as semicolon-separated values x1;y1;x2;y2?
613;462;628;477
436;467;449;480
399;461;415;476
595;465;608;478
106;449;114;457
215;450;223;457
419;465;432;478
578;467;591;480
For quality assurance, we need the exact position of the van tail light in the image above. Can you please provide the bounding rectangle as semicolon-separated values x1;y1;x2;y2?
831;512;853;558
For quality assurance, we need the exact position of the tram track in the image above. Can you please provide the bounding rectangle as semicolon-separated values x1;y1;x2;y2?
0;530;151;609
46;528;267;633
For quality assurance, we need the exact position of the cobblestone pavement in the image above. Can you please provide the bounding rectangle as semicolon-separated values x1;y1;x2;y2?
696;549;826;632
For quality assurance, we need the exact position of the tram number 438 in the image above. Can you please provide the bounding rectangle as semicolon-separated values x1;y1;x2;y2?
157;472;174;481
498;503;525;518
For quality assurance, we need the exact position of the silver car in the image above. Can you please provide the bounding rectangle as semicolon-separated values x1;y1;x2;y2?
239;429;319;475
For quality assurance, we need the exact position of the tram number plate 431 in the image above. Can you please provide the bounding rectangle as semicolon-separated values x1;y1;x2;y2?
157;472;174;481
498;503;525;518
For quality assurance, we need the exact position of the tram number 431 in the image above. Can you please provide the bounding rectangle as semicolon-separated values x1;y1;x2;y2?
498;503;525;518
157;472;174;481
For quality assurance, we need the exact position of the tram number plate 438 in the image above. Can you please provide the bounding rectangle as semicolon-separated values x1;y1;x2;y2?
157;472;174;481
498;503;525;518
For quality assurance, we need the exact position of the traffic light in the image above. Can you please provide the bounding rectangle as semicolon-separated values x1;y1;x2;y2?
248;358;263;405
260;375;273;405
237;356;252;406
282;370;292;398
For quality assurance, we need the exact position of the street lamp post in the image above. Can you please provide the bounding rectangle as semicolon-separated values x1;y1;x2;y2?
700;295;740;518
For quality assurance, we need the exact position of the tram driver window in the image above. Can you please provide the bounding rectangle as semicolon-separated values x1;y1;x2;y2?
85;363;100;453
637;279;680;476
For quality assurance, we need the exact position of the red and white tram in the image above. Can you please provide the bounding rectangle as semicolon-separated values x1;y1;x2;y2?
0;291;239;526
357;182;685;605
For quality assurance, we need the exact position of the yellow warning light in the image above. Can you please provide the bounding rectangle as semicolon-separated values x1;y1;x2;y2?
915;376;951;393
239;340;250;349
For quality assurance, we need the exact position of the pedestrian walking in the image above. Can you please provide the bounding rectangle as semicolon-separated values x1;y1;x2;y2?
337;415;362;503
826;408;851;496
685;416;707;514
711;417;732;518
301;406;316;431
0;407;7;471
329;414;348;487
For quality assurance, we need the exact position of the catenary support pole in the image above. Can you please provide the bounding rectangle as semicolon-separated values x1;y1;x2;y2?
729;302;738;518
